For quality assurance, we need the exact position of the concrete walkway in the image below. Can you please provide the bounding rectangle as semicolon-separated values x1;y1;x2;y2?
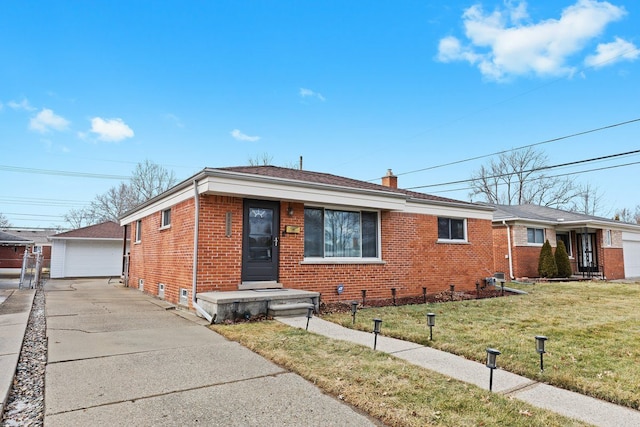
43;279;380;426
0;287;35;415
277;316;640;427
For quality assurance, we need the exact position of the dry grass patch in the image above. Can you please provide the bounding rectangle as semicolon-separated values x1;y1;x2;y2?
324;281;640;409
212;321;587;427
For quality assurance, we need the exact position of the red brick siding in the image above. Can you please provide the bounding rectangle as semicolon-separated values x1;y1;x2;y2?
492;226;511;277
0;246;27;268
601;248;624;279
128;197;495;306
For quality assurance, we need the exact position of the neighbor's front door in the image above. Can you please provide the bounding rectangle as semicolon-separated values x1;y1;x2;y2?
241;199;280;282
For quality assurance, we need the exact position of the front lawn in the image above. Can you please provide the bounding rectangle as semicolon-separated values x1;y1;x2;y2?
323;281;640;409
213;321;587;427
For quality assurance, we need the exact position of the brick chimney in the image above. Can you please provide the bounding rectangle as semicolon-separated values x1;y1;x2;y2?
381;169;397;189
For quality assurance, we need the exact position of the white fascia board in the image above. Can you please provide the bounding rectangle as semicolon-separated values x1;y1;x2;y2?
404;199;494;220
49;237;124;242
120;184;197;225
203;175;407;210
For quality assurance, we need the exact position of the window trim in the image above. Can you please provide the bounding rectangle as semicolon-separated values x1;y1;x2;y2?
527;227;545;245
160;208;171;229
437;217;468;243
303;206;381;261
604;229;612;247
135;220;142;243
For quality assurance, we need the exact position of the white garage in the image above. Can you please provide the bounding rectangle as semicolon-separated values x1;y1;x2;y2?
623;231;640;279
50;221;128;279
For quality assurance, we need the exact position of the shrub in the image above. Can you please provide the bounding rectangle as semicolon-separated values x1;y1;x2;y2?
555;240;572;278
538;239;558;278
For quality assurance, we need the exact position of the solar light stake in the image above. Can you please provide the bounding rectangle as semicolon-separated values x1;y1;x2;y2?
450;284;455;301
486;348;501;391
476;281;480;299
305;307;314;331
426;312;436;341
351;301;358;325
535;335;548;372
361;289;367;306
373;318;383;350
422;287;427;303
501;281;505;296
391;288;396;305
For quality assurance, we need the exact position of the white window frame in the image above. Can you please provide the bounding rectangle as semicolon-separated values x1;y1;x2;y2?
32;245;42;254
604;229;612;247
527;227;545;245
135;220;142;243
437;217;468;243
160;208;171;229
302;206;382;263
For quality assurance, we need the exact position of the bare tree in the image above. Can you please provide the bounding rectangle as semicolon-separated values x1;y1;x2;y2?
248;153;274;166
63;160;178;228
568;183;607;216
614;205;640;224
0;213;11;228
130;159;177;202
470;147;582;209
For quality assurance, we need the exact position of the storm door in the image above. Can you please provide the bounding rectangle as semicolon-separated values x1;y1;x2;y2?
241;199;280;282
577;232;598;273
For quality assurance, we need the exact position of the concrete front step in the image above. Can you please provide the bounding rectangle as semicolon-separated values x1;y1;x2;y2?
268;302;314;317
196;288;320;323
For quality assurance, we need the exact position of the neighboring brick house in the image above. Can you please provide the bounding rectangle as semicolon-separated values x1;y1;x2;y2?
490;204;640;280
119;166;495;317
1;228;55;271
0;231;33;275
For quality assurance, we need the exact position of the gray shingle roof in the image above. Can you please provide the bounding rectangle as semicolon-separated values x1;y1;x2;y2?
0;231;33;245
52;221;127;239
490;204;631;226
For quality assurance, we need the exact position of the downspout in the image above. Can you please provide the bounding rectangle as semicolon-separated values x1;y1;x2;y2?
192;179;214;323
503;220;514;280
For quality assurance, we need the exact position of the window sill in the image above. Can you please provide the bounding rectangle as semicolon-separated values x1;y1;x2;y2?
527;243;544;247
159;225;171;231
436;239;469;244
134;240;141;245
301;258;386;265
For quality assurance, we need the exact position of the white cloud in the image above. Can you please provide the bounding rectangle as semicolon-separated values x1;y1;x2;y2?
585;36;639;67
29;108;70;133
89;117;134;142
9;98;36;111
230;129;261;142
164;113;184;128
437;0;629;81
299;87;326;101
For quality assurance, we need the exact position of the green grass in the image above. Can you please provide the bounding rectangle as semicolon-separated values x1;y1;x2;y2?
324;281;640;409
213;321;588;427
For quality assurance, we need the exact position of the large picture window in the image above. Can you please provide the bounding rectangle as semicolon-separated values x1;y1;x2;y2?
437;217;466;241
304;208;378;258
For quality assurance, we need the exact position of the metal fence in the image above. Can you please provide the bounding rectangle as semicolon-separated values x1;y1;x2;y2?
19;249;45;289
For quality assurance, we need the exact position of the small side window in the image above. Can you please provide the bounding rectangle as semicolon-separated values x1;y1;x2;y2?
135;220;142;243
161;208;171;228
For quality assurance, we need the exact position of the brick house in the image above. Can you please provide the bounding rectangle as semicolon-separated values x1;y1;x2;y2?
119;166;495;320
490;204;640;280
0;231;33;275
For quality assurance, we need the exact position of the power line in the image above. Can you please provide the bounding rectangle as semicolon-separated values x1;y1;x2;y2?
428;160;640;195
0;165;130;180
407;149;640;190
394;117;640;179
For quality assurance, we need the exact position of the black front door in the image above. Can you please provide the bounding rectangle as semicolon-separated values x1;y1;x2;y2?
577;233;598;273
241;199;280;282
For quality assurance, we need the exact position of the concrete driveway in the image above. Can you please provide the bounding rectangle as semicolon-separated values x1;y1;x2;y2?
44;278;379;426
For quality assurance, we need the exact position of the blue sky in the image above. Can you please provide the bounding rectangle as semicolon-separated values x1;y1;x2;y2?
1;0;639;228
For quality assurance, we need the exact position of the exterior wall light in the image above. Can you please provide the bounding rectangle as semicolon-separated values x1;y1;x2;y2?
426;312;436;341
535;335;548;371
287;204;294;216
486;348;501;391
372;318;383;350
351;301;358;325
305;306;314;331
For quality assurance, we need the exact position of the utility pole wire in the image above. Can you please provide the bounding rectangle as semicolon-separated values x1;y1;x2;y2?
395;117;640;178
407;149;640;189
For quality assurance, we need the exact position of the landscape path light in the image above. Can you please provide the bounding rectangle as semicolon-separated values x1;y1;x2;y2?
232;300;240;321
449;284;455;301
372;318;383;350
351;301;358;325
426;312;436;341
476;281;480;299
501;281;505;296
535;335;548;372
391;288;396;305
305;306;314;331
422;287;427;303
361;289;367;306
486;348;501;391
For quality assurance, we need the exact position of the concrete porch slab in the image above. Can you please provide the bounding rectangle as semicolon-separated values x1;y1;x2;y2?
197;288;320;324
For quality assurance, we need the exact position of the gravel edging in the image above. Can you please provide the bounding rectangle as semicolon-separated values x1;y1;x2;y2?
1;289;46;427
